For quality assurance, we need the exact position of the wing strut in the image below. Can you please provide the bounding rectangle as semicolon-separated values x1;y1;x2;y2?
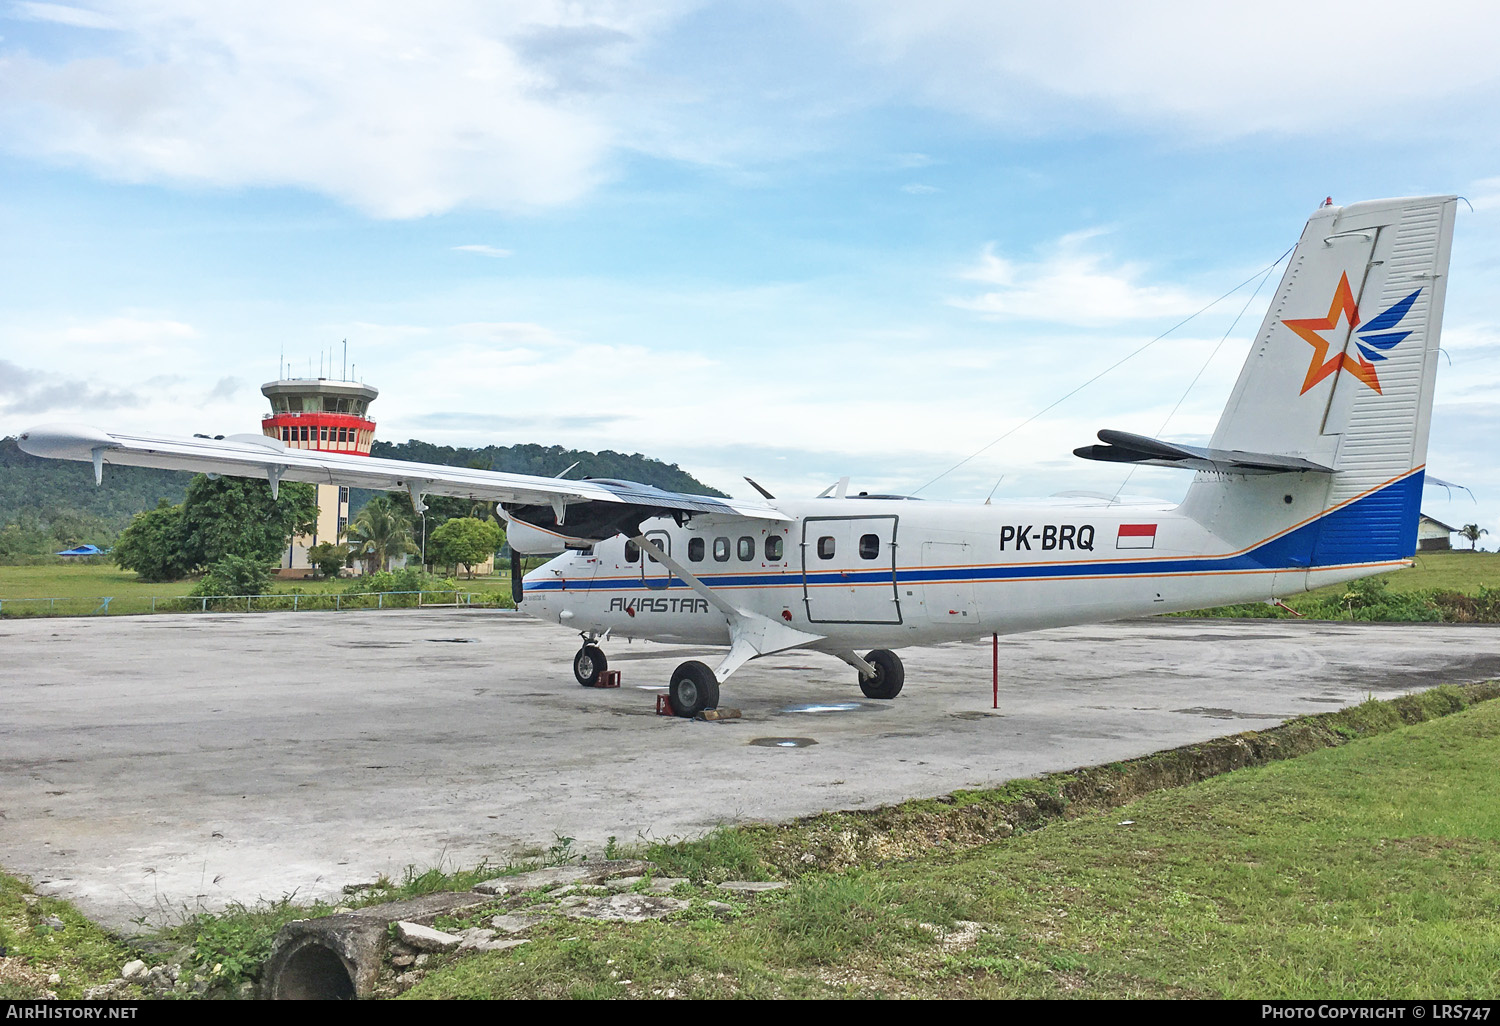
629;533;824;682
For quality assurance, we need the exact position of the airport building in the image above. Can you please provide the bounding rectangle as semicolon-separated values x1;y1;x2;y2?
260;375;379;574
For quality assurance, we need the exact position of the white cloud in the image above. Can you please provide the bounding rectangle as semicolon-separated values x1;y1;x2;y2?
842;0;1500;136
452;244;513;258
9;2;116;30
952;231;1206;324
0;1;689;217
901;182;937;194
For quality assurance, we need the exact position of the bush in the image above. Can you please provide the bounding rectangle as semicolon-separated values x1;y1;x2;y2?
192;555;275;600
343;567;459;607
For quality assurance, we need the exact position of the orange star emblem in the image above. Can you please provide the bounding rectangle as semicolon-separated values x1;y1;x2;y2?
1282;272;1381;394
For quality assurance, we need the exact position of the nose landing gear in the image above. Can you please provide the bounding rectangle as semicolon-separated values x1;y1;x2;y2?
573;641;608;687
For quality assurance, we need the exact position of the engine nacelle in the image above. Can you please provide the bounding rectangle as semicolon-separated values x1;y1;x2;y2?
500;514;589;555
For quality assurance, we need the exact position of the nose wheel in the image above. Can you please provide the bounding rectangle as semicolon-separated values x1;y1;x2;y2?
573;643;608;687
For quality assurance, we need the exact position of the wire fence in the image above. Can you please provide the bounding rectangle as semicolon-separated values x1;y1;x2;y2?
0;590;512;618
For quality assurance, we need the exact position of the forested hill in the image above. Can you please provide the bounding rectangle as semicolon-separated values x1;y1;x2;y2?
0;436;193;533
0;435;727;532
368;439;727;497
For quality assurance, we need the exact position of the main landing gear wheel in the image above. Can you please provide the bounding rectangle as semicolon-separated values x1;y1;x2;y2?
669;660;719;718
858;649;905;699
573;644;607;687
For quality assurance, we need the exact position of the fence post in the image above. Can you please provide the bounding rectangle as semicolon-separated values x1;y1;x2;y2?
294;594;300;611
379;593;384;610
201;598;207;612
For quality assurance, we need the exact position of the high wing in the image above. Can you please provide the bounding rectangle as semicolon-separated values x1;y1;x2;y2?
17;423;787;544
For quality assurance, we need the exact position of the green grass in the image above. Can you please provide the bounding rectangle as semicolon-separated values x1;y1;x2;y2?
1351;549;1500;594
1180;550;1500;621
406;694;1500;999
0;562;519;616
0;873;141;999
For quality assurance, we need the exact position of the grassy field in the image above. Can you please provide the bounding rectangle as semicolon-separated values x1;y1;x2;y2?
0;562;517;616
1314;549;1500;596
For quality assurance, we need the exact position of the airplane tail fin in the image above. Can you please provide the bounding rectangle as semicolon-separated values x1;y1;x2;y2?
1179;195;1458;569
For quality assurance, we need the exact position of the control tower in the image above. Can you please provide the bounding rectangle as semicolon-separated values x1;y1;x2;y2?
260;375;380;573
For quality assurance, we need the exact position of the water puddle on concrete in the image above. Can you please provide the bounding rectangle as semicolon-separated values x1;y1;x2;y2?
779;702;877;714
749;737;819;748
1172;706;1270;720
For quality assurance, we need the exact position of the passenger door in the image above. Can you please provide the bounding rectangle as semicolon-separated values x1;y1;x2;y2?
800;515;901;624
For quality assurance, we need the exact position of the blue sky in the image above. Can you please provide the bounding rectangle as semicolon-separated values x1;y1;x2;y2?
3;1;1500;542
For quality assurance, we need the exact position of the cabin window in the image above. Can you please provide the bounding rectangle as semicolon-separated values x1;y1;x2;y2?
859;533;881;559
624;541;640;563
688;537;705;561
713;537;730;562
737;536;754;560
765;536;783;561
817;536;835;559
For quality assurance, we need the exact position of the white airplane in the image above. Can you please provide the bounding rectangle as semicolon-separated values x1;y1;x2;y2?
19;195;1458;717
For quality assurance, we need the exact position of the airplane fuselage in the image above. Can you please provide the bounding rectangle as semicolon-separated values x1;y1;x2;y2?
520;491;1398;654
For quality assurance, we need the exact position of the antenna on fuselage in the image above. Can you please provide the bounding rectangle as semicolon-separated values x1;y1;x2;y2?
744;477;775;500
984;476;1005;505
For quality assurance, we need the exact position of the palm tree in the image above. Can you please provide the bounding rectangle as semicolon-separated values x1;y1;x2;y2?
1459;523;1488;551
344;496;416;572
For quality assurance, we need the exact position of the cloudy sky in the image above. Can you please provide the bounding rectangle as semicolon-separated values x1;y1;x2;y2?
3;1;1499;541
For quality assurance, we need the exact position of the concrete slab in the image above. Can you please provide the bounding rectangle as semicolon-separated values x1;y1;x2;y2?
1;609;1497;931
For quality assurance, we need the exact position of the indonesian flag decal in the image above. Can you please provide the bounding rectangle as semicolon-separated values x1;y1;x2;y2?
1116;523;1157;550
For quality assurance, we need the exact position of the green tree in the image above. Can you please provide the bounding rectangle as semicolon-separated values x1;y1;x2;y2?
113;499;192;582
345;495;416;573
113;476;318;582
307;541;349;579
178;476;318;567
429;517;504;578
1459;524;1488;551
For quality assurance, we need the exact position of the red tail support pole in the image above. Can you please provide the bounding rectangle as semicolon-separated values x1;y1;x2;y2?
992;633;998;709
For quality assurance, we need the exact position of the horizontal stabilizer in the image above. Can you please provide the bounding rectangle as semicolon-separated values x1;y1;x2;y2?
1074;429;1334;475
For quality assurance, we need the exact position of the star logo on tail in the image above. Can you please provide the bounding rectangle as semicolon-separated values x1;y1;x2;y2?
1283;272;1423;396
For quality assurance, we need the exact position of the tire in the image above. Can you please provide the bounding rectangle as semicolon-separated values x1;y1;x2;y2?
858;649;905;699
669;660;720;718
573;644;607;687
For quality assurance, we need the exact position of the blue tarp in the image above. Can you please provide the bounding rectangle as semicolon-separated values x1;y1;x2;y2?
56;545;105;556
